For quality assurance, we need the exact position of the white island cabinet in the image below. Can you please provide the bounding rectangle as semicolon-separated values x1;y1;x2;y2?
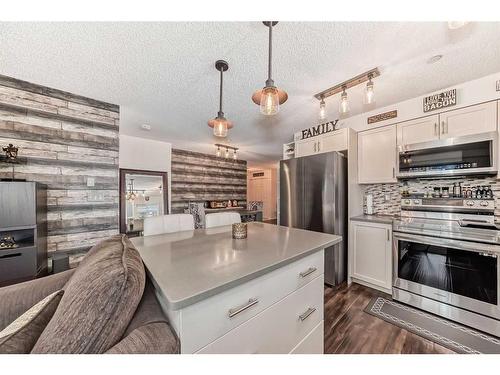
132;222;341;354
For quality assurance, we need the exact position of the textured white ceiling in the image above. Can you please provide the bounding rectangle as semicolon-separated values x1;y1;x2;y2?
1;22;500;167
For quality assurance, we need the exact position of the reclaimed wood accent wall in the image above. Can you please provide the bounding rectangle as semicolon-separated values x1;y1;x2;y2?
171;149;247;213
0;75;119;260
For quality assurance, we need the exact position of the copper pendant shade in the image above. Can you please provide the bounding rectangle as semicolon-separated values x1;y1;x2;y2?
208;60;233;137
252;21;288;115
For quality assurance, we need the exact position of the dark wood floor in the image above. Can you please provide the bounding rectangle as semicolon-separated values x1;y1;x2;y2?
324;282;456;354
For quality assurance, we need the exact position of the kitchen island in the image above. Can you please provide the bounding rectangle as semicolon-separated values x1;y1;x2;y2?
131;222;341;354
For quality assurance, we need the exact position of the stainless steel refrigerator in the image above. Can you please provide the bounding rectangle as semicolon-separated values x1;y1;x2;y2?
279;151;347;286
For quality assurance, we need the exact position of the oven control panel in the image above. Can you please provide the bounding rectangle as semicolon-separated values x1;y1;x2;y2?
401;198;494;211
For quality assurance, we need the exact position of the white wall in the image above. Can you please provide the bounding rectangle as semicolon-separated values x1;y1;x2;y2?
338;71;500;131
119;134;172;213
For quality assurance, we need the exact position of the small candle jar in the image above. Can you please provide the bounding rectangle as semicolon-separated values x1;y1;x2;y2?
232;223;247;239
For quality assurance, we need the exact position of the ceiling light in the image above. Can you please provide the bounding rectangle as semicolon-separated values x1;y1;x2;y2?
427;55;443;64
208;60;233;138
225;148;229;159
318;97;326;120
252;21;288;116
140;124;151;131
339;86;349;116
448;21;469;30
364;73;375;106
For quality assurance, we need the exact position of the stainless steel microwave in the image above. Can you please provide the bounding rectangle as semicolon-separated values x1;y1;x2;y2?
397;132;498;179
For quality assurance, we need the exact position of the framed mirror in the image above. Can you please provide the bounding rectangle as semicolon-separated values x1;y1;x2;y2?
119;169;168;236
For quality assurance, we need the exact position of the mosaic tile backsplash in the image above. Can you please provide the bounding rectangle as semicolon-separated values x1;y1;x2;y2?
363;176;500;223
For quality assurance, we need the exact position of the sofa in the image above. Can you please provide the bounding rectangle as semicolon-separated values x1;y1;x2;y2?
0;234;179;354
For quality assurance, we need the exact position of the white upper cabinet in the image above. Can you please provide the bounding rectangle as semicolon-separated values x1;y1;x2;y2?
358;126;397;184
439;101;497;139
294;128;348;158
294;138;319;158
397;114;439;146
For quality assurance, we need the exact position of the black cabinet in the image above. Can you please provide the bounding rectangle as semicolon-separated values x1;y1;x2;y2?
0;182;47;286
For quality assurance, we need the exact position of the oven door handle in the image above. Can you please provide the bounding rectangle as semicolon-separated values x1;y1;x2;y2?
393;232;500;256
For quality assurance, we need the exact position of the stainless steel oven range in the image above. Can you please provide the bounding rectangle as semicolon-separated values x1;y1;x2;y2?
392;196;500;336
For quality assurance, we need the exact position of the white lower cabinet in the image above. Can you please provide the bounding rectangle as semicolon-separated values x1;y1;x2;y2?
290;320;324;354
197;275;324;354
350;220;392;292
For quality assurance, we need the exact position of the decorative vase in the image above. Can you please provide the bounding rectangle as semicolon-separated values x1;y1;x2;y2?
232;223;247;239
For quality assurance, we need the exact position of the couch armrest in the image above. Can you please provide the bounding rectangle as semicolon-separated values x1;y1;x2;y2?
0;269;75;330
105;322;180;354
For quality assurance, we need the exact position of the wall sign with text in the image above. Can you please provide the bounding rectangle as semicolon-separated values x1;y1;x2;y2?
423;89;457;113
294;120;339;141
367;110;397;124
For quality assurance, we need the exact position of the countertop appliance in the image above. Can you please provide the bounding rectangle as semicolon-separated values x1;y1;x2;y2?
392;195;500;336
279;151;347;286
397;132;497;179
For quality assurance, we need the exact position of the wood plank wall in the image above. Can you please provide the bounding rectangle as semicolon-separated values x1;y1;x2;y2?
171;149;247;213
0;75;119;261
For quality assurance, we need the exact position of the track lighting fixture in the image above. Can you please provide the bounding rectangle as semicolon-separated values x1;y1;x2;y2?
319;96;326;120
214;144;238;160
339;86;349;116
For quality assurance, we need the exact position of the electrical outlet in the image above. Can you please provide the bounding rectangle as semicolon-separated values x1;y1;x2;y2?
87;177;95;187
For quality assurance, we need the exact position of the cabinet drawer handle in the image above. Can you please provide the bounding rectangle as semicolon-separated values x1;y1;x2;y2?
434;123;438;136
317;141;321;152
313;142;317;152
299;307;316;321
299;267;317;278
228;298;259;318
441;121;446;134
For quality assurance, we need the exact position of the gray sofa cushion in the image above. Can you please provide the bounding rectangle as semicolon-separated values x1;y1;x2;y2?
105;322;179;354
31;235;145;354
0;290;63;354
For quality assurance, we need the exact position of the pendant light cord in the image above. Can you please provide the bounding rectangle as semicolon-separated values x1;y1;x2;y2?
219;68;223;114
268;23;273;82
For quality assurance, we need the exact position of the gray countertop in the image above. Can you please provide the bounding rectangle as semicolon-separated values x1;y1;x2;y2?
350;214;398;225
131;222;341;310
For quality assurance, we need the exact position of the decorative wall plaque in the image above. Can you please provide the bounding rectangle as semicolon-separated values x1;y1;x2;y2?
423;89;457;113
295;120;339;141
367;110;398;124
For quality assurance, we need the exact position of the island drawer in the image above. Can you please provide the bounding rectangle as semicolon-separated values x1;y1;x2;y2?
290;320;324;354
196;275;324;354
179;250;324;353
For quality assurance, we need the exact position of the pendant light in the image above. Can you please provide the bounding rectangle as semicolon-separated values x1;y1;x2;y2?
208;60;233;137
252;21;288;116
225;147;230;159
318;96;326;120
215;145;221;157
339;85;349;116
233;149;237;160
364;73;375;106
